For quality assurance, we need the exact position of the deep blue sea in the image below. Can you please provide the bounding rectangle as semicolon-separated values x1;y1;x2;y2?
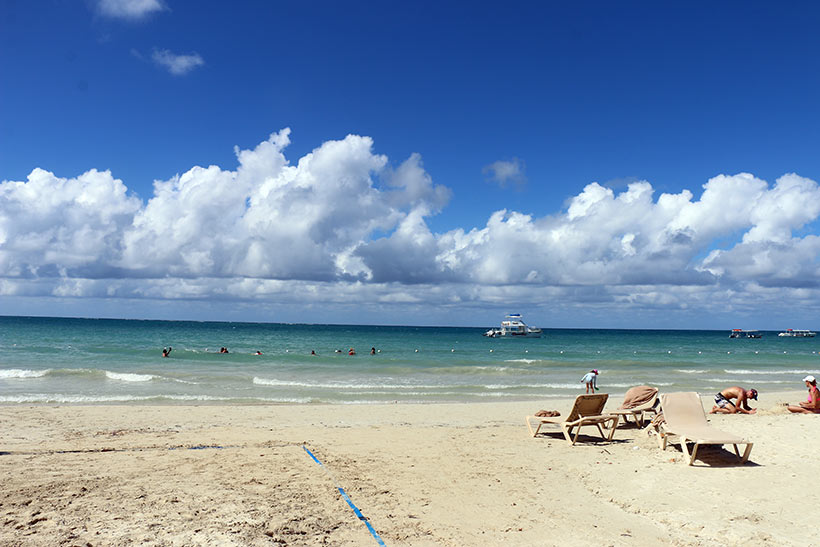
1;316;818;404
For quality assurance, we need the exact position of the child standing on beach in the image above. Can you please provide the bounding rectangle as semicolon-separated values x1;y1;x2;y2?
581;369;599;393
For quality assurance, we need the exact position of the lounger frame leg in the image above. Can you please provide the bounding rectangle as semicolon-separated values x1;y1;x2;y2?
736;443;753;463
678;437;693;465
526;417;542;437
606;417;618;441
657;429;668;450
562;425;575;445
688;441;700;466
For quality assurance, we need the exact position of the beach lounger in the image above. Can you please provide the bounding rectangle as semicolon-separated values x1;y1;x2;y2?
611;385;659;427
656;392;753;466
525;394;618;445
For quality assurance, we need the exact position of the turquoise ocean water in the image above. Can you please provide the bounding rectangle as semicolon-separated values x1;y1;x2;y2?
1;316;819;404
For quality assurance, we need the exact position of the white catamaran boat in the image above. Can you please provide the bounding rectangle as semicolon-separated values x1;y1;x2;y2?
729;329;762;338
777;329;817;337
483;314;542;338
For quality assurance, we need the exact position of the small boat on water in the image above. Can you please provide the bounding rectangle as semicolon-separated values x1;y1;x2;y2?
777;329;816;337
729;329;762;339
484;314;542;338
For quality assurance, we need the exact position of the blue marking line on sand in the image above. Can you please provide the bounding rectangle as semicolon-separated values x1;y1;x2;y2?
302;445;386;546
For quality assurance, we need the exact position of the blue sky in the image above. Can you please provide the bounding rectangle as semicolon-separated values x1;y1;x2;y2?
2;1;820;328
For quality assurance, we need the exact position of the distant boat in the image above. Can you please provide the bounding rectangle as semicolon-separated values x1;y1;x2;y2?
777;329;816;337
483;314;542;338
729;329;762;339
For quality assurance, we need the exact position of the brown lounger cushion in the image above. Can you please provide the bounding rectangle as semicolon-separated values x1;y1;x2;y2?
619;386;658;409
535;410;560;417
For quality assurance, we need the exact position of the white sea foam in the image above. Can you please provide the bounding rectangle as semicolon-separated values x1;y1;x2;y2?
504;359;538;364
724;369;820;375
254;377;329;388
0;393;310;404
0;394;145;403
0;368;49;379
491;382;644;390
337;380;681;391
676;369;708;374
169;378;200;385
254;377;449;390
253;376;344;389
341;390;482;397
483;383;583;390
105;371;156;382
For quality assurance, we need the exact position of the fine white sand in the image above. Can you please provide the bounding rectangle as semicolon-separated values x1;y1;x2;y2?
1;390;816;546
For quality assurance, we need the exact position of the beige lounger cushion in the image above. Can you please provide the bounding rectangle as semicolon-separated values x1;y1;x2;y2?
657;392;753;466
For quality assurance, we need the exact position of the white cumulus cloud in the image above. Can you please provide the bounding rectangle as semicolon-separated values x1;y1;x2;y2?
151;49;205;75
2;130;820;324
96;0;166;20
483;158;526;188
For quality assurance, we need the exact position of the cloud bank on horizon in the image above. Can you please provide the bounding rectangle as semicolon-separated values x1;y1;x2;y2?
1;129;819;320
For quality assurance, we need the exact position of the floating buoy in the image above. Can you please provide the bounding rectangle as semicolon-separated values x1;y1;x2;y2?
755;351;759;354
415;349;419;353
668;351;671;354
698;351;702;354
727;351;731;354
451;348;455;352
560;350;564;354
490;349;494;353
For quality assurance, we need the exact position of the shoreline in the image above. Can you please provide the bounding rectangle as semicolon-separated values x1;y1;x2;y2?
2;390;817;545
0;388;807;407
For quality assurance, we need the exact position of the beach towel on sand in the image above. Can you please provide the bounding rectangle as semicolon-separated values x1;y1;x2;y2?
618;386;658;409
535;410;560;417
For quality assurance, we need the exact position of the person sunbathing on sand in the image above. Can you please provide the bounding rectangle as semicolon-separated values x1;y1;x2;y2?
709;386;757;414
787;376;820;414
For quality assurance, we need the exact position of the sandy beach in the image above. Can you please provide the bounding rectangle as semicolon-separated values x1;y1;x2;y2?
1;391;817;546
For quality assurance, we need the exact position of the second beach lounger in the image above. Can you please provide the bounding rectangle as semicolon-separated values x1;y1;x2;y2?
611;385;659;427
525;393;618;445
656;392;754;466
